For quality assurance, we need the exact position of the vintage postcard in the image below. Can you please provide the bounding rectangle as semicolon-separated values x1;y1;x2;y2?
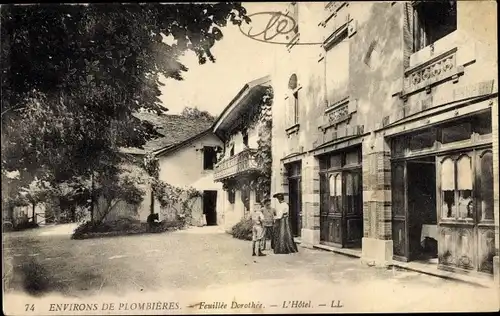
2;1;499;315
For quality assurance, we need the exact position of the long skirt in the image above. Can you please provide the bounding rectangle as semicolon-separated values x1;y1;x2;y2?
273;216;298;254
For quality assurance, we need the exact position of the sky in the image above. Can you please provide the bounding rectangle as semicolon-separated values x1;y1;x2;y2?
159;2;287;116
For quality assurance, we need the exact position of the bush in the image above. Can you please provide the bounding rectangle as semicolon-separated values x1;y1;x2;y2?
231;218;253;241
13;221;39;231
71;217;186;240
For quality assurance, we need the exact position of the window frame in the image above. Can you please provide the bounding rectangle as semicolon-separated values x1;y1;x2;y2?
203;146;217;170
412;1;458;53
228;190;235;204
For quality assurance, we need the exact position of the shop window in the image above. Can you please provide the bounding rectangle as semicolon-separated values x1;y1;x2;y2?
478;151;494;221
413;1;457;52
228;190;235;204
203;146;217;170
456;155;473;219
344;171;361;215
440;154;474;220
441;122;472;144
473;112;492;135
409;128;436;151
328;173;342;213
329;154;342;169
345;150;360;166
441;157;455;218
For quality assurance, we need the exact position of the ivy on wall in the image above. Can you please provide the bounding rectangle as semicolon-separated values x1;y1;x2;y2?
143;153;202;219
221;87;274;197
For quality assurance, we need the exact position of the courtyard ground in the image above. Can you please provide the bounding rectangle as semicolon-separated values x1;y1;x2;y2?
3;224;499;314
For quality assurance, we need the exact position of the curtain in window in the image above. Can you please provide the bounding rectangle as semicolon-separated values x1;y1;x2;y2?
457;155;472;190
441;158;455;190
441;157;455;218
457;155;473;219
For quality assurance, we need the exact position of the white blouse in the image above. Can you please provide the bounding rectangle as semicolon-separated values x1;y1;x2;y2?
274;202;289;219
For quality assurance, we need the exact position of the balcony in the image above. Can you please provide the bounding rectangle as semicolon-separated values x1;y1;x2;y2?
213;148;261;181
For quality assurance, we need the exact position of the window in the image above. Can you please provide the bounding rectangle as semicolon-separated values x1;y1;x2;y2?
287;74;300;126
441;123;472;144
440;154;473;220
203;146;217;170
293;91;299;125
230;145;235;157
228;190;235;204
328;173;342;214
242;129;249;147
325;32;349;105
478;151;494;221
413;1;457;52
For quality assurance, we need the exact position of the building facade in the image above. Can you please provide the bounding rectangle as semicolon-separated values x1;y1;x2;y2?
212;76;272;232
120;113;223;226
270;1;498;282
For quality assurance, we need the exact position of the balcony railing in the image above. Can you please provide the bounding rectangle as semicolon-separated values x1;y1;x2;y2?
214;148;261;181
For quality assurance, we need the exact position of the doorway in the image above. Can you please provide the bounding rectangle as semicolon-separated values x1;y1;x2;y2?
407;158;438;263
203;191;218;226
286;162;302;237
319;147;363;249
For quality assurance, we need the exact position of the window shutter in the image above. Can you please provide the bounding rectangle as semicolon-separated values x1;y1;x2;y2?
403;2;414;68
286;95;293;127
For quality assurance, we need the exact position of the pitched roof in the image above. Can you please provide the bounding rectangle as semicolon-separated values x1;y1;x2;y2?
120;112;214;155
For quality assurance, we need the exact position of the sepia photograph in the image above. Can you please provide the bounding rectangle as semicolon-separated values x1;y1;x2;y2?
1;1;499;314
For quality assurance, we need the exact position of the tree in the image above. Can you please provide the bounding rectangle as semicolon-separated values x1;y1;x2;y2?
1;3;251;191
180;106;216;122
19;178;53;223
93;171;145;223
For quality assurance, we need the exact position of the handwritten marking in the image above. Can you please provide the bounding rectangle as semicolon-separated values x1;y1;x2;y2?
239;11;323;45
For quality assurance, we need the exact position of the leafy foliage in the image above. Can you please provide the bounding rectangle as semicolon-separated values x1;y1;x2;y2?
1;3;251;199
230;217;253;241
181;106;216;122
94;170;145;223
220;87;274;197
71;217;184;240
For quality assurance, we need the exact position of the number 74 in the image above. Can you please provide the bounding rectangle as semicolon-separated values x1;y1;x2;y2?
25;304;35;312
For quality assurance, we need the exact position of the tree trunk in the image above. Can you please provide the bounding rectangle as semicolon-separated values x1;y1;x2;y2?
90;172;95;222
71;206;76;222
150;186;155;215
32;203;36;223
98;199;120;223
7;205;14;222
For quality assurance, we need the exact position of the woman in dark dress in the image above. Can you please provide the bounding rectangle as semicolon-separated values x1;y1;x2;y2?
272;193;298;254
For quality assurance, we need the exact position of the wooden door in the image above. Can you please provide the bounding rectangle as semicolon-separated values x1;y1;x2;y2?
475;149;495;274
436;151;476;272
288;177;301;237
392;161;409;261
320;171;343;247
343;169;363;248
297;178;302;235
